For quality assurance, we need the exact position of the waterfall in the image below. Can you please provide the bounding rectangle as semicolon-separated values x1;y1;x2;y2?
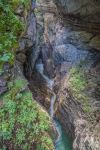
36;61;54;90
35;60;72;150
50;93;56;118
35;60;61;136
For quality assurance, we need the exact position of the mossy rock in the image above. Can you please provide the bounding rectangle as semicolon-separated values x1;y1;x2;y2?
0;79;54;150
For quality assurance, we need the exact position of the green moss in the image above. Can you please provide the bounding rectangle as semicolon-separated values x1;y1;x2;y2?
69;67;92;115
0;0;31;71
11;0;31;9
0;79;54;149
0;1;54;149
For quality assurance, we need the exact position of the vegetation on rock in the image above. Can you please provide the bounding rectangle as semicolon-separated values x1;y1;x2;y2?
0;0;54;149
0;0;30;74
0;78;54;150
68;67;92;115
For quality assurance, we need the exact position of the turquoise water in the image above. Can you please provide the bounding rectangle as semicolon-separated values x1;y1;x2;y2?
54;120;73;150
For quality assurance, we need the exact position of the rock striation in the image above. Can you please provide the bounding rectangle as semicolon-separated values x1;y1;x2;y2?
26;0;100;150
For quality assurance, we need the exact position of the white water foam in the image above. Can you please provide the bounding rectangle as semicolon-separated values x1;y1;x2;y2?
36;61;61;148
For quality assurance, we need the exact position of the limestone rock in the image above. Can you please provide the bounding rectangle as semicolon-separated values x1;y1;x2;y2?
54;0;100;22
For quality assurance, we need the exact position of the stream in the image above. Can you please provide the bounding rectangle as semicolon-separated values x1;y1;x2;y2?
54;120;72;150
36;61;73;150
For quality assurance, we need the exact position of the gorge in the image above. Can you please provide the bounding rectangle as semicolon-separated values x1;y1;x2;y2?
35;60;72;149
0;0;100;150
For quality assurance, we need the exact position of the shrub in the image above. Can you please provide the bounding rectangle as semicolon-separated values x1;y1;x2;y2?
0;79;54;149
0;0;31;73
68;67;92;114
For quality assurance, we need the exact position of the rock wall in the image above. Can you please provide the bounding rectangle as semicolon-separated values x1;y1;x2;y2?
0;1;55;149
53;1;100;150
54;0;100;23
10;1;38;79
27;0;100;150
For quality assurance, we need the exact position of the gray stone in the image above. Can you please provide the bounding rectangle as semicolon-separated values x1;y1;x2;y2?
0;77;7;87
16;53;26;64
54;44;88;65
89;36;100;50
54;0;100;23
0;86;7;95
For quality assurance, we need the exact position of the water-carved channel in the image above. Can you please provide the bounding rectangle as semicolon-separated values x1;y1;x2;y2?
35;60;73;150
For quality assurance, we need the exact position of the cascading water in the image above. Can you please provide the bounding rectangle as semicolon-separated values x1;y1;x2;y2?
36;61;54;90
36;60;72;150
54;120;73;150
50;93;56;118
50;94;72;150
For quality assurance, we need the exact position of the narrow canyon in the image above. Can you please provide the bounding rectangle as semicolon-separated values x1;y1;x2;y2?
0;0;100;150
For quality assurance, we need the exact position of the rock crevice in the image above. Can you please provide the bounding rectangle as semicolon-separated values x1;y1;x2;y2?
23;0;100;150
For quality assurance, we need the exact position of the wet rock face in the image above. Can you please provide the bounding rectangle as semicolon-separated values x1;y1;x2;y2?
41;44;55;78
55;59;100;150
34;1;100;150
18;4;37;52
54;0;100;49
54;0;100;22
29;70;52;110
53;27;100;150
53;16;100;150
23;0;100;150
21;11;38;77
16;3;41;78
